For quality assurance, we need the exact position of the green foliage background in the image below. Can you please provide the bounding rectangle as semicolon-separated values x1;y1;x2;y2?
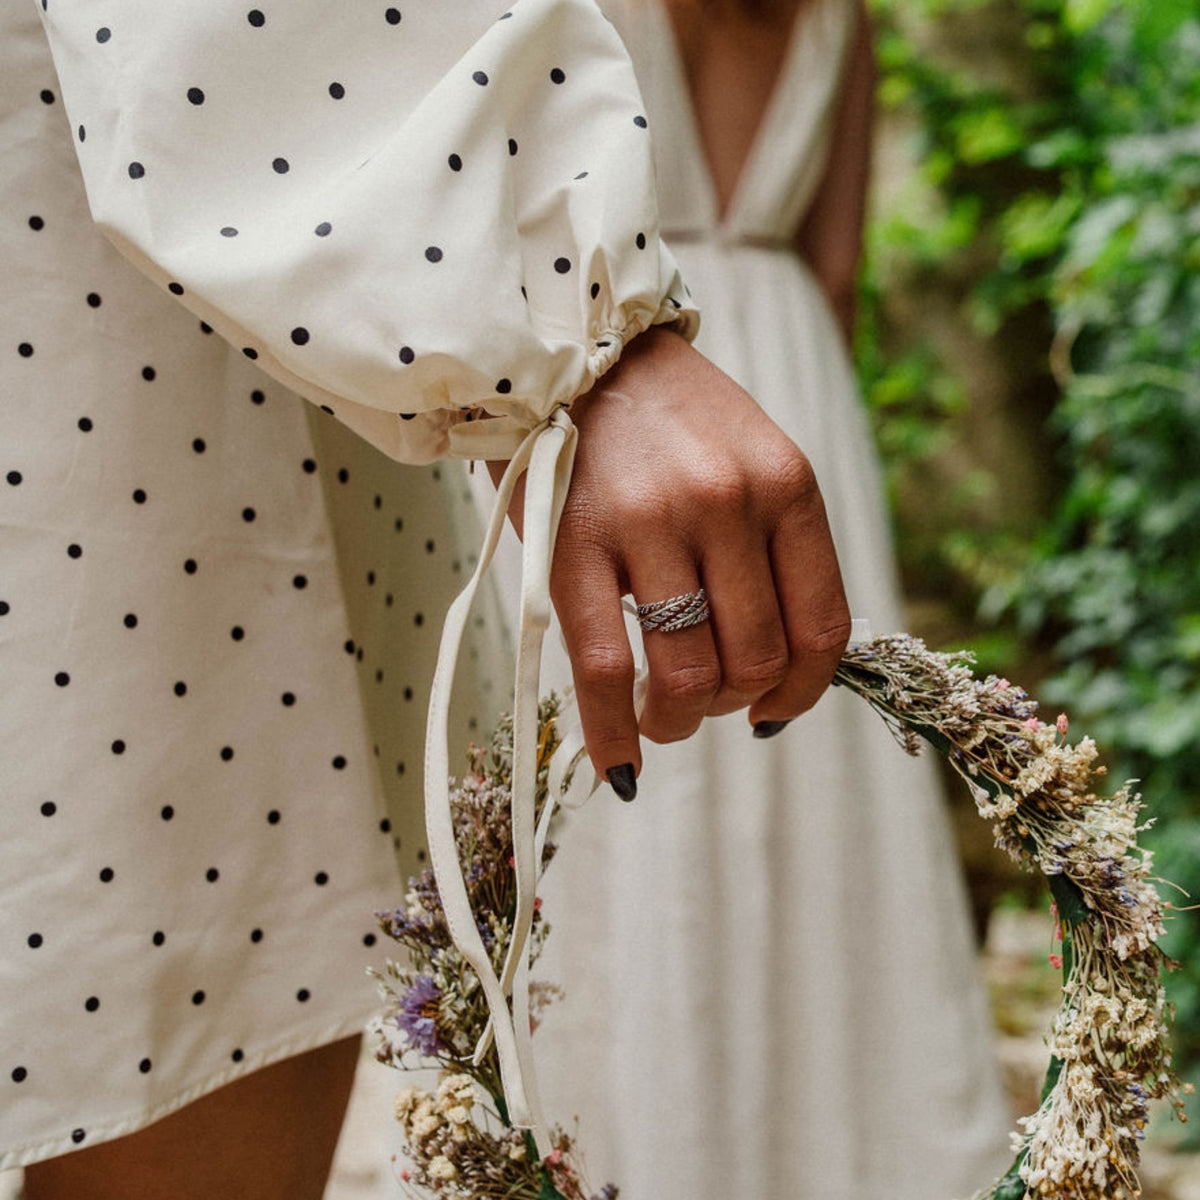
860;0;1200;1114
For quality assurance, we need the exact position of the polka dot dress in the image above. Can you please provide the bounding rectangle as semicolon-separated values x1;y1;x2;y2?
2;0;690;1170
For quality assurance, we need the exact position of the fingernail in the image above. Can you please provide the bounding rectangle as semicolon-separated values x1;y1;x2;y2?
753;720;792;740
606;763;638;802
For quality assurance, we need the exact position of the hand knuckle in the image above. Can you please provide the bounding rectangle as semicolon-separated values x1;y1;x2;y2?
796;616;852;658
657;660;720;703
572;642;634;691
724;651;789;696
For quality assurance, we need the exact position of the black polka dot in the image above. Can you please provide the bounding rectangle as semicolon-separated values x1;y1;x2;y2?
40;89;55;104
86;292;102;308
425;246;443;263
314;871;329;885
328;82;345;99
448;153;462;171
385;6;401;23
399;412;416;420
128;162;145;180
272;157;289;174
590;282;601;299
396;761;406;775
634;114;648;128
267;810;280;824
574;171;589;180
314;221;332;237
77;125;85;142
241;506;257;522
78;416;94;432
281;692;295;707
496;377;513;395
242;347;257;359
331;756;346;770
344;640;355;655
187;87;205;105
139;1058;152;1074
508;138;518;156
192;437;206;453
111;740;126;755
18;343;33;358
365;570;375;585
71;1129;86;1145
161;805;174;819
425;539;435;553
54;671;69;687
247;9;265;26
403;686;414;701
379;818;391;833
337;467;349;483
7;470;22;486
296;988;310;1002
554;257;571;274
40;801;56;817
472;70;488;86
550;67;565;84
141;366;156;381
302;458;317;474
363;932;377;947
229;627;245;644
199;321;213;334
27;933;43;949
99;867;114;883
29;215;45;231
399;346;415;364
12;1068;27;1083
96;26;111;42
206;867;219;882
191;990;205;1005
636;232;647;249
173;682;187;698
183;558;197;574
219;746;234;762
290;327;309;346
0;601;7;616
124;613;138;628
84;996;100;1013
132;488;147;504
318;403;332;414
250;928;263;943
221;227;238;238
152;930;165;946
231;1048;245;1062
168;282;185;296
250;389;265;405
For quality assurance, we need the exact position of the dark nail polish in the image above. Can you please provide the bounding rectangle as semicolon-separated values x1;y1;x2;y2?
753;720;792;740
606;763;637;802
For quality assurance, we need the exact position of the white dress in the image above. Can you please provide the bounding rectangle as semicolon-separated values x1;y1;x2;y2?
517;2;1014;1197
0;0;694;1169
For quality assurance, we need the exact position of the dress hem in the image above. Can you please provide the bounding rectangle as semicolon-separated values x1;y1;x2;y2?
1;1008;379;1172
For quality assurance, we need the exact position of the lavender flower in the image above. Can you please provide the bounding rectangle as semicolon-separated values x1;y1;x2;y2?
395;976;444;1058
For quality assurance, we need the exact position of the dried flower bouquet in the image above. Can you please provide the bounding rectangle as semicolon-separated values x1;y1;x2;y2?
372;636;1188;1200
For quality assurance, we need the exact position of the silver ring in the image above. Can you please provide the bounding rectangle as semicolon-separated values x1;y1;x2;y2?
635;588;710;633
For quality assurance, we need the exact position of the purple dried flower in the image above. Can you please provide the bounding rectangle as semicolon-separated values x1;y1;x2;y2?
395;975;444;1057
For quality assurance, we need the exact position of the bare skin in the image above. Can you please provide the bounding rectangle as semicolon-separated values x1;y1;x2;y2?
23;1035;361;1200
22;5;873;1193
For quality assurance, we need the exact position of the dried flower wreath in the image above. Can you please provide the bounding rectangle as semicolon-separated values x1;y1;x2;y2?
372;635;1189;1200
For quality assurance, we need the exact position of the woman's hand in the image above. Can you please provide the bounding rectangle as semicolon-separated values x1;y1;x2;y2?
547;326;851;797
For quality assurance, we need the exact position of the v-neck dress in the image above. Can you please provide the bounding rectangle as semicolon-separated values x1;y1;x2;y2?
508;2;1014;1196
0;0;695;1169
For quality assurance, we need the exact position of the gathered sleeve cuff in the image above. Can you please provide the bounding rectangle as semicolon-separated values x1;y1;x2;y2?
41;0;699;463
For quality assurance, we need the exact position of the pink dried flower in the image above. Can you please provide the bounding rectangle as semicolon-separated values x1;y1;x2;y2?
1057;712;1069;735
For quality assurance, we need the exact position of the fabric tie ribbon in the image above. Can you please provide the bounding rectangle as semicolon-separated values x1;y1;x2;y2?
424;406;585;1158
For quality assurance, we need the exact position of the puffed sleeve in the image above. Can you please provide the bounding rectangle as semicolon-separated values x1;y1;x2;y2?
39;0;698;463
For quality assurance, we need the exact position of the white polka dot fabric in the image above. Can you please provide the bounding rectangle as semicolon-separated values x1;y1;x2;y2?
1;0;689;1168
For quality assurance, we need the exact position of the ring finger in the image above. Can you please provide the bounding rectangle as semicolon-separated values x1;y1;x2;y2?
630;558;720;744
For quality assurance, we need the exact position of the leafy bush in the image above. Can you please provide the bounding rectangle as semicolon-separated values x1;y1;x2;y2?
862;0;1200;1105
